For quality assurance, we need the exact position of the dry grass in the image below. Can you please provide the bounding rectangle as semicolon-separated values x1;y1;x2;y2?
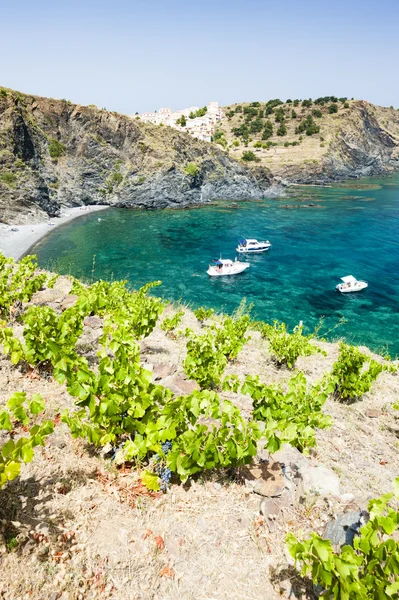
0;292;398;600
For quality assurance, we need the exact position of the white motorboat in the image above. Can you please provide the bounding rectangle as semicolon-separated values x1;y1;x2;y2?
336;275;368;293
207;258;250;277
236;238;271;253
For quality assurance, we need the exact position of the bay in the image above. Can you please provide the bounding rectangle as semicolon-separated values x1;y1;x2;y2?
32;174;399;355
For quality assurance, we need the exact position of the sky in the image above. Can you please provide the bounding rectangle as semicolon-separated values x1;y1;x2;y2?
1;0;398;114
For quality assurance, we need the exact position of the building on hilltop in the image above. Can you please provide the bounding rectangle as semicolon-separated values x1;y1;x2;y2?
133;102;223;143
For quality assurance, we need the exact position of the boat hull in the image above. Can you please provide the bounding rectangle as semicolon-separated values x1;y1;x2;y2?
236;245;271;253
207;263;250;277
336;281;368;293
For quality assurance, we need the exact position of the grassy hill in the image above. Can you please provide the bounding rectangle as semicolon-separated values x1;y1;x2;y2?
216;97;399;182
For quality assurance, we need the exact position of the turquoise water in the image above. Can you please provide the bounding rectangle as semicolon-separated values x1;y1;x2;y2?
32;175;399;355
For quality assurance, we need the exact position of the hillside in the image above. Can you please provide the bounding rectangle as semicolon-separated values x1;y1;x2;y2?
0;87;272;224
0;256;398;599
217;97;399;183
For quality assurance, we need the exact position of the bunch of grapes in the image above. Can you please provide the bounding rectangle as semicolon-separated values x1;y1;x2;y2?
157;466;172;491
161;441;172;455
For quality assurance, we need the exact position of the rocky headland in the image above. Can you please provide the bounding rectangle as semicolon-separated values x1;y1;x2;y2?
0;87;273;224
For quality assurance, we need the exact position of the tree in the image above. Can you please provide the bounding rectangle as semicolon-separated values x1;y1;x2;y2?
277;123;287;136
329;103;338;114
312;109;322;118
286;99;292;103
262;121;273;140
302;99;312;108
176;115;187;127
241;151;259;162
250;118;263;133
291;110;297;119
274;108;285;123
344;102;349;109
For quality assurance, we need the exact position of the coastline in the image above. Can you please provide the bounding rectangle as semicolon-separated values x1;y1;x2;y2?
0;205;109;260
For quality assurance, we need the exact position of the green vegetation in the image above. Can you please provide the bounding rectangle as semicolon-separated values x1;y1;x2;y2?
277;123;287;136
184;163;200;177
287;478;399;599
0;392;54;487
48;138;66;159
0;88;8;98
261;321;325;368
160;310;184;336
329;343;388;400
0;171;17;186
242;372;333;451
184;314;250;388
241;150;259;162
176;115;186;127
189;106;207;119
329;103;339;114
193;307;215;323
295;115;320;136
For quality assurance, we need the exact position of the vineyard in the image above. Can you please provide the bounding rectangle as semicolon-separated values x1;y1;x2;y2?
0;252;398;599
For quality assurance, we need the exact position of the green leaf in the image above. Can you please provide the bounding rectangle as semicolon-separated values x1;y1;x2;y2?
4;461;21;481
29;394;45;415
141;470;160;491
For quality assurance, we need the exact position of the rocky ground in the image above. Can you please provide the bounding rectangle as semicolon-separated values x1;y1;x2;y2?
0;279;398;600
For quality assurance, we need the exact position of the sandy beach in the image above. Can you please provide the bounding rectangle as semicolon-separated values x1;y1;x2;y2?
0;205;109;260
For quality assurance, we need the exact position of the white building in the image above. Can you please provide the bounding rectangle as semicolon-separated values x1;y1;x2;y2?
133;102;223;143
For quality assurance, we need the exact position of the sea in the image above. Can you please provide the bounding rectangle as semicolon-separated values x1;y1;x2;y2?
31;174;399;356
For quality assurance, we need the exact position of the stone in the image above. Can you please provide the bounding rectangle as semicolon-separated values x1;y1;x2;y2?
324;511;369;548
340;493;355;504
162;374;200;396
271;444;309;470
83;316;103;329
239;460;285;497
259;498;281;519
152;362;178;381
298;464;340;497
60;295;79;311
366;409;381;418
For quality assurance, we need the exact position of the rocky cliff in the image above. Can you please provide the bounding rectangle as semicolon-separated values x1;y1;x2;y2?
220;99;399;184
0;88;273;224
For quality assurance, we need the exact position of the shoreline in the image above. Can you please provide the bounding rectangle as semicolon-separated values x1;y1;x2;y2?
0;205;109;260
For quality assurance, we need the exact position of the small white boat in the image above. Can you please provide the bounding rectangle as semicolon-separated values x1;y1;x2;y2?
236;238;271;253
336;275;368;293
207;258;250;277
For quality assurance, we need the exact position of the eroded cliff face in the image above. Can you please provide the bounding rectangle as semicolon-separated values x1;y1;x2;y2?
0;89;273;223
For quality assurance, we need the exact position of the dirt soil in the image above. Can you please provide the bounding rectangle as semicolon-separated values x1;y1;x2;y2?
0;292;398;600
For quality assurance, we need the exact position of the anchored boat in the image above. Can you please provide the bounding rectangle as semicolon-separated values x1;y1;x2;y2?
207;258;250;277
236;238;271;253
336;275;368;293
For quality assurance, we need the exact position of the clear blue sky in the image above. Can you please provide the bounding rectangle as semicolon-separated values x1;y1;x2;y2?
1;0;398;114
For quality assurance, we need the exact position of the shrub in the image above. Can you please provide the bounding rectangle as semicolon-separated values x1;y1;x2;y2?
277;123;287;136
253;141;262;148
274;108;285;123
176;115;186;126
291;110;297;119
262;121;273;139
0;172;17;185
193;307;214;323
302;99;312;108
344;101;350;108
249;118;264;133
287;479;399;600
184;163;200;177
312;109;322;118
241;151;259;162
329;343;386;400
261;321;325;368
0;88;8;97
329;103;338;114
48;138;66;159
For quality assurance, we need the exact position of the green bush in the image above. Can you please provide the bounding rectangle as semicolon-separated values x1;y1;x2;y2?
329;343;386;400
0;172;17;185
193;307;214;323
312;109;322;118
277;123;287;136
329;103;339;114
344;101;350;108
184;163;200;177
48;138;66;159
287;478;399;599
241;151;259;162
262;121;273;139
291;110;297;119
261;321;325;368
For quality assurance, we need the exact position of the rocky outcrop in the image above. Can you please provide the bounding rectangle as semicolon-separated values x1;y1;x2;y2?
0;88;275;223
